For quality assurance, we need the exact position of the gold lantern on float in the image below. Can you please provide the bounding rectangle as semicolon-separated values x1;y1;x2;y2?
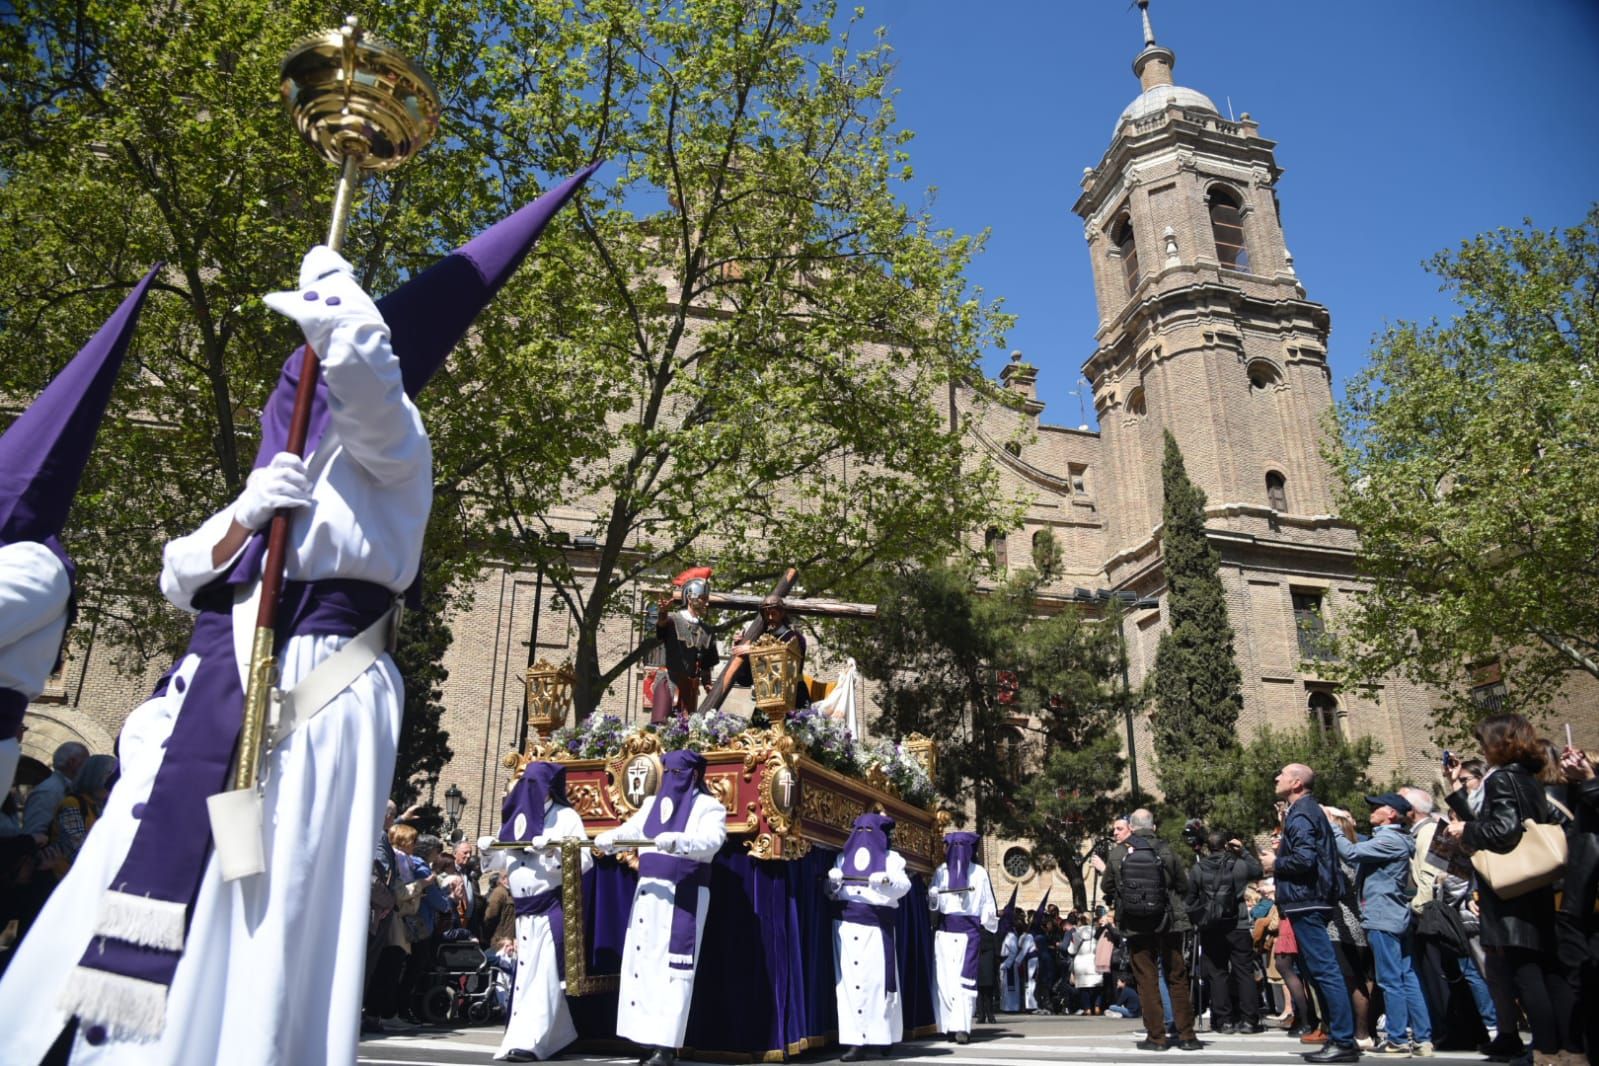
748;633;803;725
904;732;938;779
525;659;576;738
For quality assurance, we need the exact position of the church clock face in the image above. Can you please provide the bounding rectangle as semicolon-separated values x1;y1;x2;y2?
1002;846;1033;879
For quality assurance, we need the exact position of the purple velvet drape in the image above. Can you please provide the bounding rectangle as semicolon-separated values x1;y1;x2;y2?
568;842;936;1058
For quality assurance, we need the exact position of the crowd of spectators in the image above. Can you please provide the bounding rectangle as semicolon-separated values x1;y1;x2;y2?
0;740;119;967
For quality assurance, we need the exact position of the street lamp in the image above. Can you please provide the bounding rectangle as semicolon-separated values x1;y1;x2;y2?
443;784;466;840
1072;587;1159;799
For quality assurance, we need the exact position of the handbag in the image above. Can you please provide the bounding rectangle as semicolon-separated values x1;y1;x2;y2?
1469;778;1568;900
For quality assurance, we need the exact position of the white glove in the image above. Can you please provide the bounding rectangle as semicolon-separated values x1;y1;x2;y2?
262;245;385;358
233;452;312;530
593;831;617;854
653;832;682;855
827;867;843;882
529;835;549;850
477;836;495;852
870;871;892;888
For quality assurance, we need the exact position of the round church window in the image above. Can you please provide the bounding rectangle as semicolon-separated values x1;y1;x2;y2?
1002;846;1033;879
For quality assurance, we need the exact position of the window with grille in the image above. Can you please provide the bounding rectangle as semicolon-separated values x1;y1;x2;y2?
1113;213;1140;295
1308;691;1340;736
1208;187;1250;271
1293;590;1335;661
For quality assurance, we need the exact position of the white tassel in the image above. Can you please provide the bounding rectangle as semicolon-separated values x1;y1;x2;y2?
93;891;186;951
58;966;167;1041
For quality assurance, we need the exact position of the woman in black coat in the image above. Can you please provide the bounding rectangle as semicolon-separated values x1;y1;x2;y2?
1442;713;1574;1063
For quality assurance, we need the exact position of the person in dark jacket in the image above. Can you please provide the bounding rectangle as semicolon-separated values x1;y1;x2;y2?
976;925;999;1024
1264;763;1358;1063
1441;714;1578;1065
1103;808;1198;1051
1186;829;1265;1034
1556;742;1598;1064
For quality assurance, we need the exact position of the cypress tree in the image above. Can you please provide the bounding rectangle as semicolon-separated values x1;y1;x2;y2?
1150;431;1243;822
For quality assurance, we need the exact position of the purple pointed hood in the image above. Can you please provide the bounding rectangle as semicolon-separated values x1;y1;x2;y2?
644;749;709;836
996;883;1019;940
944;830;980;891
841;811;896;877
1027;887;1051;934
0;265;161;569
499;761;569;843
250;162;603;470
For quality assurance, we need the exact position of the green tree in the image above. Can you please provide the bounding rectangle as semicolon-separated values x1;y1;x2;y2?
849;561;1125;905
1205;725;1382;839
473;0;1017;714
1329;209;1599;740
1149;430;1245;823
0;0;1016;721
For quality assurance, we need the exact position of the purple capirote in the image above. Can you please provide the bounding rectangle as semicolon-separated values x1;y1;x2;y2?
0;264;161;566
943;830;979;891
840;811;896;878
499;761;570;843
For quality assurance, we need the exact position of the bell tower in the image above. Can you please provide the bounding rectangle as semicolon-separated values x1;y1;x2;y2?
1074;0;1335;570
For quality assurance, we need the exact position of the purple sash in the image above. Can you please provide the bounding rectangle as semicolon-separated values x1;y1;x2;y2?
67;576;392;1039
0;687;26;741
514;887;565;979
943;915;982;989
838;900;898;994
638;852;711;972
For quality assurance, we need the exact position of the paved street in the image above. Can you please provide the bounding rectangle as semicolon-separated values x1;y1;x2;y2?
358;1013;1497;1065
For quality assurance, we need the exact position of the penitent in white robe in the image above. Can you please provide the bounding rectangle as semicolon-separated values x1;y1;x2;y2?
999;932;1021;1013
479;804;592;1062
928;862;999;1034
0;540;70;797
0;313;431;1066
611;791;727;1049
827;849;912;1047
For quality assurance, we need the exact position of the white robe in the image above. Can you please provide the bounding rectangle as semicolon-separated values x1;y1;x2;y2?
928;862;998;1034
0;309;431;1066
999;932;1020;1012
610;791;727;1049
0;540;71;796
826;848;911;1047
479;804;592;1062
1018;932;1039;1010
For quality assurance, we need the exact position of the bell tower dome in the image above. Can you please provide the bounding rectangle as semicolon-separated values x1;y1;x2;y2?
1073;0;1335;569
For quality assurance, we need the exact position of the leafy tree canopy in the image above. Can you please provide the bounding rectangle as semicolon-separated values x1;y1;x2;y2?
1328;208;1599;741
1202;724;1383;841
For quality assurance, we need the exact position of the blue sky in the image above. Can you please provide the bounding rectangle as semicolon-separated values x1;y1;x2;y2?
863;0;1599;428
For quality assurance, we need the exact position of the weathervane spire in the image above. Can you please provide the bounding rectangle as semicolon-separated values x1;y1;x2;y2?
1138;0;1157;47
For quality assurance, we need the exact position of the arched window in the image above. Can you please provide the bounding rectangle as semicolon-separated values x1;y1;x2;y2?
1247;359;1283;391
1125;386;1147;419
1266;470;1288;511
1112;213;1140;296
1208;186;1250;272
985;527;1008;571
1308;691;1340;736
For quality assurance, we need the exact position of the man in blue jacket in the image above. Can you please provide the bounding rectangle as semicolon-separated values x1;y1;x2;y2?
1333;793;1433;1057
1265;763;1359;1063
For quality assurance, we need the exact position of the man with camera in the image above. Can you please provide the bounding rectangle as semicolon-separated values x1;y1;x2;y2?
1186;826;1266;1035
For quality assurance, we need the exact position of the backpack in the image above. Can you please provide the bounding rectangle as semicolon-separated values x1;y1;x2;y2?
1119;836;1169;921
1196;855;1241;930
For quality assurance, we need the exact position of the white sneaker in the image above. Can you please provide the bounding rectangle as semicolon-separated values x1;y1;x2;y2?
1411;1041;1434;1057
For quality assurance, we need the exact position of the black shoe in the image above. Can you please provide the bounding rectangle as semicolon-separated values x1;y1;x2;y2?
644;1050;676;1066
840;1048;867;1063
1177;1039;1204;1051
1136;1039;1171;1051
955;1032;969;1045
1288;1025;1311;1038
875;1046;892;1058
1215;1023;1238;1035
501;1053;536;1064
1239;1022;1267;1034
1302;1044;1361;1063
1478;1037;1524;1061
